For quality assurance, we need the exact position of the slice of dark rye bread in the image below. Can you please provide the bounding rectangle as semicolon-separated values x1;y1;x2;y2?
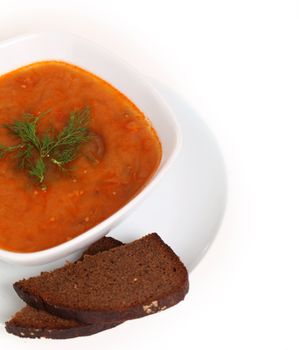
5;306;120;339
5;237;123;339
78;236;124;260
14;233;189;324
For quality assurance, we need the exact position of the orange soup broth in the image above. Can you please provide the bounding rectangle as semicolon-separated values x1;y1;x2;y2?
0;61;161;252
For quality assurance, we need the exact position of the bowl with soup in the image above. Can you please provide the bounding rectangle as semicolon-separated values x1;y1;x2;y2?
0;32;181;265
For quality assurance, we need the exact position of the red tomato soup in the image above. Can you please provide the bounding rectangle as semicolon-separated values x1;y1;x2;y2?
0;61;161;253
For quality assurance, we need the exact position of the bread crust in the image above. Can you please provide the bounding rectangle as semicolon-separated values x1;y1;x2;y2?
5;320;120;339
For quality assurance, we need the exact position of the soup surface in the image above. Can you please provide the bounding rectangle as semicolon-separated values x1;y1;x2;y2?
0;61;161;252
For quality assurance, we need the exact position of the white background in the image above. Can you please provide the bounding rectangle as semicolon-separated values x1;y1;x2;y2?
0;0;298;349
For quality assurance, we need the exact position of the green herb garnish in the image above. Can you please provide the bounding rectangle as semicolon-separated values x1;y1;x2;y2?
0;107;90;186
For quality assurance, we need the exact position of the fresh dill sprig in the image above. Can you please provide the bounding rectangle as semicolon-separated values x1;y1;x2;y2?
40;133;55;158
51;147;78;168
53;107;90;148
29;158;46;183
0;143;23;158
4;110;50;151
0;107;90;185
47;107;90;166
15;143;33;169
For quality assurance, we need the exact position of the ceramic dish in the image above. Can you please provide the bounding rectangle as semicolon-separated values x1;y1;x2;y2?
0;32;181;265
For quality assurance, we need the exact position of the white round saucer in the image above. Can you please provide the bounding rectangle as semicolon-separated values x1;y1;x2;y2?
0;83;227;325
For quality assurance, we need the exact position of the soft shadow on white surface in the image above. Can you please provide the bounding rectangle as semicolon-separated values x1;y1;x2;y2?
0;82;226;328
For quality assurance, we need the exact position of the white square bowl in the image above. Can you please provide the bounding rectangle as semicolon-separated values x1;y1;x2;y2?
0;32;181;265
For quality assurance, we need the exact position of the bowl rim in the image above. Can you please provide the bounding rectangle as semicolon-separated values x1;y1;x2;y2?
0;31;182;264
